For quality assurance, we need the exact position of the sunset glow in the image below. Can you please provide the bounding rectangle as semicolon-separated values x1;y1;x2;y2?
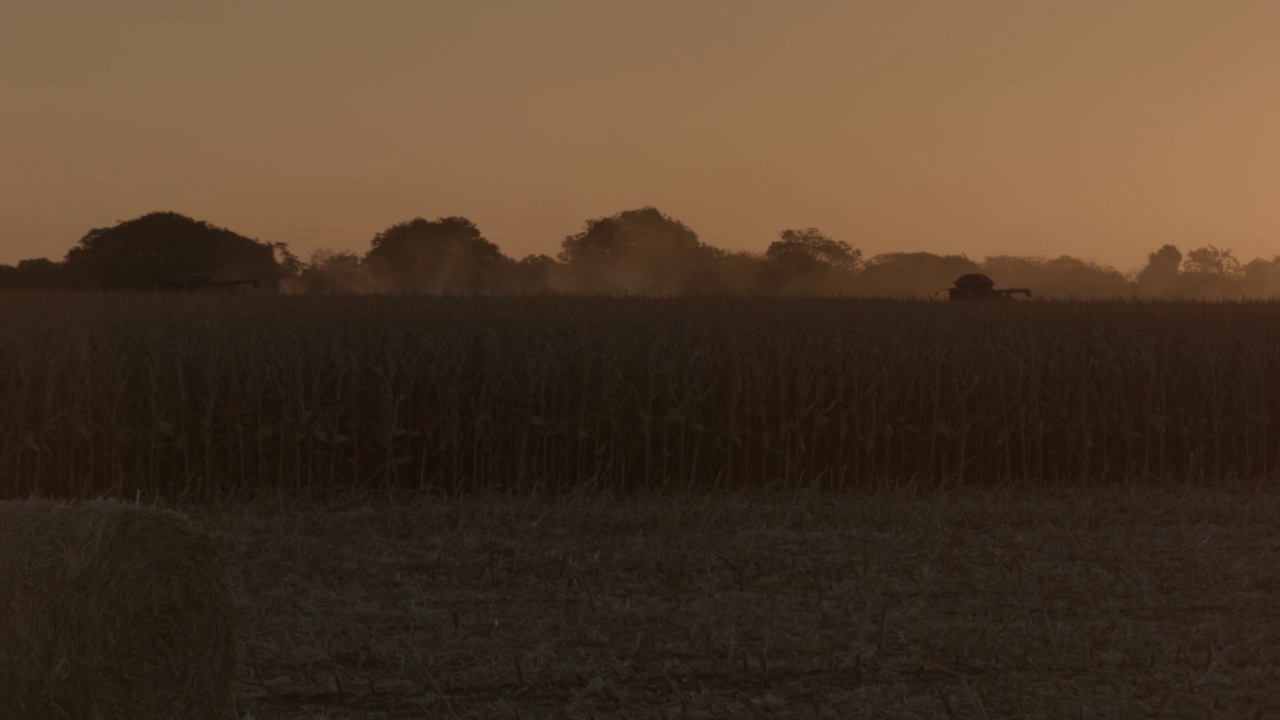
4;0;1278;270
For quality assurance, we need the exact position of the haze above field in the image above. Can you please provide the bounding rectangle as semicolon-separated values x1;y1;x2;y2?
4;1;1278;270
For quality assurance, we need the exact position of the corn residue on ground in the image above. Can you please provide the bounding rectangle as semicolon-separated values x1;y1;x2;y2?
194;487;1280;718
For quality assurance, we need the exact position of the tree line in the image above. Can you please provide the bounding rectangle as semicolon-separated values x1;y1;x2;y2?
2;209;1278;298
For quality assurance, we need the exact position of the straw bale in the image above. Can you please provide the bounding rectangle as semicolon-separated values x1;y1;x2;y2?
0;500;237;720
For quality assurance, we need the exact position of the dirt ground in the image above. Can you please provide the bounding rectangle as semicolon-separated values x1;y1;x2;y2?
190;485;1280;719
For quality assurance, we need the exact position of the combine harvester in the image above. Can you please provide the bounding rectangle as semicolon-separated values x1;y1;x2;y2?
948;273;1031;301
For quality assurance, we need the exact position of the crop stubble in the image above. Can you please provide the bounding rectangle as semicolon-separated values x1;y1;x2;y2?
198;487;1280;718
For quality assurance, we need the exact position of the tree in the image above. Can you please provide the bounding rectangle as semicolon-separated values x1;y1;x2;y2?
1182;245;1243;276
559;207;713;294
1172;245;1247;298
364;217;508;293
979;255;1131;298
63;212;289;290
560;207;701;265
762;228;860;292
294;249;374;294
857;252;981;297
0;258;67;289
508;254;560;294
1243;257;1280;296
707;250;770;295
766;228;861;273
1239;256;1280;286
1134;244;1182;297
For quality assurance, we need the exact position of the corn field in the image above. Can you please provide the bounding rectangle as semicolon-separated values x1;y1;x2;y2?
2;291;1278;498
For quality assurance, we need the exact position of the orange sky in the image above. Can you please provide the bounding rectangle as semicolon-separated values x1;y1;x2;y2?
3;1;1278;271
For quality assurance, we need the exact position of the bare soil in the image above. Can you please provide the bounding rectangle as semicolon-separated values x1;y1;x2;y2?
191;486;1280;719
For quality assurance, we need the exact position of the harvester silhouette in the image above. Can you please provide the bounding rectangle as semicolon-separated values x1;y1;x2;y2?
948;274;1031;300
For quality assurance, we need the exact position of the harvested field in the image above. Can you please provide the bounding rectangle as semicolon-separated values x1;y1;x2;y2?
0;500;237;720
194;487;1280;719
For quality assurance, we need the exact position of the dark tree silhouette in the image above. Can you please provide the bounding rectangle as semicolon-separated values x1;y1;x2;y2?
0;258;67;289
1176;245;1248;298
762;228;860;292
706;251;769;295
1243;257;1280;294
559;207;714;294
766;228;861;273
295;250;372;294
364;217;508;293
21;207;1280;299
1182;245;1242;276
979;255;1131;298
509;254;560;294
62;212;288;290
1134;244;1182;297
857;252;981;297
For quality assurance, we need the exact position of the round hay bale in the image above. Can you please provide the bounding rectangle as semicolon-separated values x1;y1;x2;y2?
0;500;237;720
